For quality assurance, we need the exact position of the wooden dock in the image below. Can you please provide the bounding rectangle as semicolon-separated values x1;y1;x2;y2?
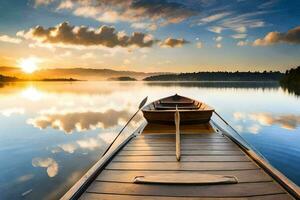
78;124;296;200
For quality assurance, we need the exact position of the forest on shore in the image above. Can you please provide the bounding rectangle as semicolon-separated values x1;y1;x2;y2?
144;71;284;81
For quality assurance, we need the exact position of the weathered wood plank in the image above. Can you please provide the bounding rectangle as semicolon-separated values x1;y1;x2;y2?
96;169;273;183
129;141;232;145
113;155;250;162
132;138;229;142
86;182;285;197
80;193;293;200
123;145;239;151
127;143;236;147
138;134;223;139
106;162;258;171
118;150;244;156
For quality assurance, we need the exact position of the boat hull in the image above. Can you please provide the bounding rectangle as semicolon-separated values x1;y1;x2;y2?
142;110;213;124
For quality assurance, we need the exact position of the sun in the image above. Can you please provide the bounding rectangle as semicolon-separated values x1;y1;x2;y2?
18;57;39;73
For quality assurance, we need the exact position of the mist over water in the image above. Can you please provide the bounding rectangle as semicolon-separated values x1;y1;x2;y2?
0;81;299;199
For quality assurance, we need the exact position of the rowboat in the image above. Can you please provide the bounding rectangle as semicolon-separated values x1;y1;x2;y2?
142;94;214;124
62;96;300;200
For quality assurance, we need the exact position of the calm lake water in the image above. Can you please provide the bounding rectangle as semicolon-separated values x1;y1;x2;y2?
0;81;299;199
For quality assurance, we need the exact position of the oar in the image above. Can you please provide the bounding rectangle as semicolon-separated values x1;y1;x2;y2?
101;96;148;157
175;105;181;161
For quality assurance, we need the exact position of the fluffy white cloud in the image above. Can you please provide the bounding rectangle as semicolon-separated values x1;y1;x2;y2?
253;26;300;46
160;37;189;48
18;22;156;48
0;35;22;44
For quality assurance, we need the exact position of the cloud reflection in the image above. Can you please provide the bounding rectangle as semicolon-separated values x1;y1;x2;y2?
52;132;114;154
0;107;25;117
234;112;300;131
32;157;58;177
27;109;130;134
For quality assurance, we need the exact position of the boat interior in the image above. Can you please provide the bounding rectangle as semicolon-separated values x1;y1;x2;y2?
144;94;213;111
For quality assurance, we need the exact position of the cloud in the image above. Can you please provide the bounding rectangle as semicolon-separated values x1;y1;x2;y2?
80;52;95;59
232;34;247;39
32;157;58;177
214;36;223;42
234;26;247;33
253;26;300;46
57;0;74;10
0;35;22;44
160;37;189;48
131;22;157;31
18;22;156;48
220;11;266;32
55;0;196;27
34;0;54;6
198;12;232;24
237;40;248;46
27;109;131;134
208;26;223;34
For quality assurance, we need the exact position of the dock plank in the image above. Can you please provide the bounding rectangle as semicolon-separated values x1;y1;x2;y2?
106;162;258;171
80;193;293;200
86;182;285;197
118;150;244;156
96;169;273;183
113;155;250;162
123;145;239;151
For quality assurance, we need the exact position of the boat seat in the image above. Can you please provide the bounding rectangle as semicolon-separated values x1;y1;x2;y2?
155;105;199;110
133;173;238;185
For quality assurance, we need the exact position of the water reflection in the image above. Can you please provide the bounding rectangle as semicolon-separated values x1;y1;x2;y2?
234;112;300;132
0;107;25;117
281;84;300;96
21;87;44;101
27;109;131;134
32;157;59;178
145;81;280;89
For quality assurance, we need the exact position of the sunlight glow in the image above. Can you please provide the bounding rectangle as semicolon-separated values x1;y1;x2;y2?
21;87;43;101
18;57;39;73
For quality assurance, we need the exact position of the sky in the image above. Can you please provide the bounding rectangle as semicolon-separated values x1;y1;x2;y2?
0;0;300;73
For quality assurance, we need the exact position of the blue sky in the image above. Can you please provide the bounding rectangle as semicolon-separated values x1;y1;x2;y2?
0;0;300;72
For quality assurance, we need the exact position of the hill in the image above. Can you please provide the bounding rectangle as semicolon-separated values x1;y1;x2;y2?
0;66;161;81
0;74;20;82
144;71;283;81
107;76;137;81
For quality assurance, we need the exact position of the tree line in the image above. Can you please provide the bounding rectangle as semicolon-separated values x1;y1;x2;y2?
144;71;284;81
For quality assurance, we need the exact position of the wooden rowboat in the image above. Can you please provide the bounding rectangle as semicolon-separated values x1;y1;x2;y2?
142;94;214;124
